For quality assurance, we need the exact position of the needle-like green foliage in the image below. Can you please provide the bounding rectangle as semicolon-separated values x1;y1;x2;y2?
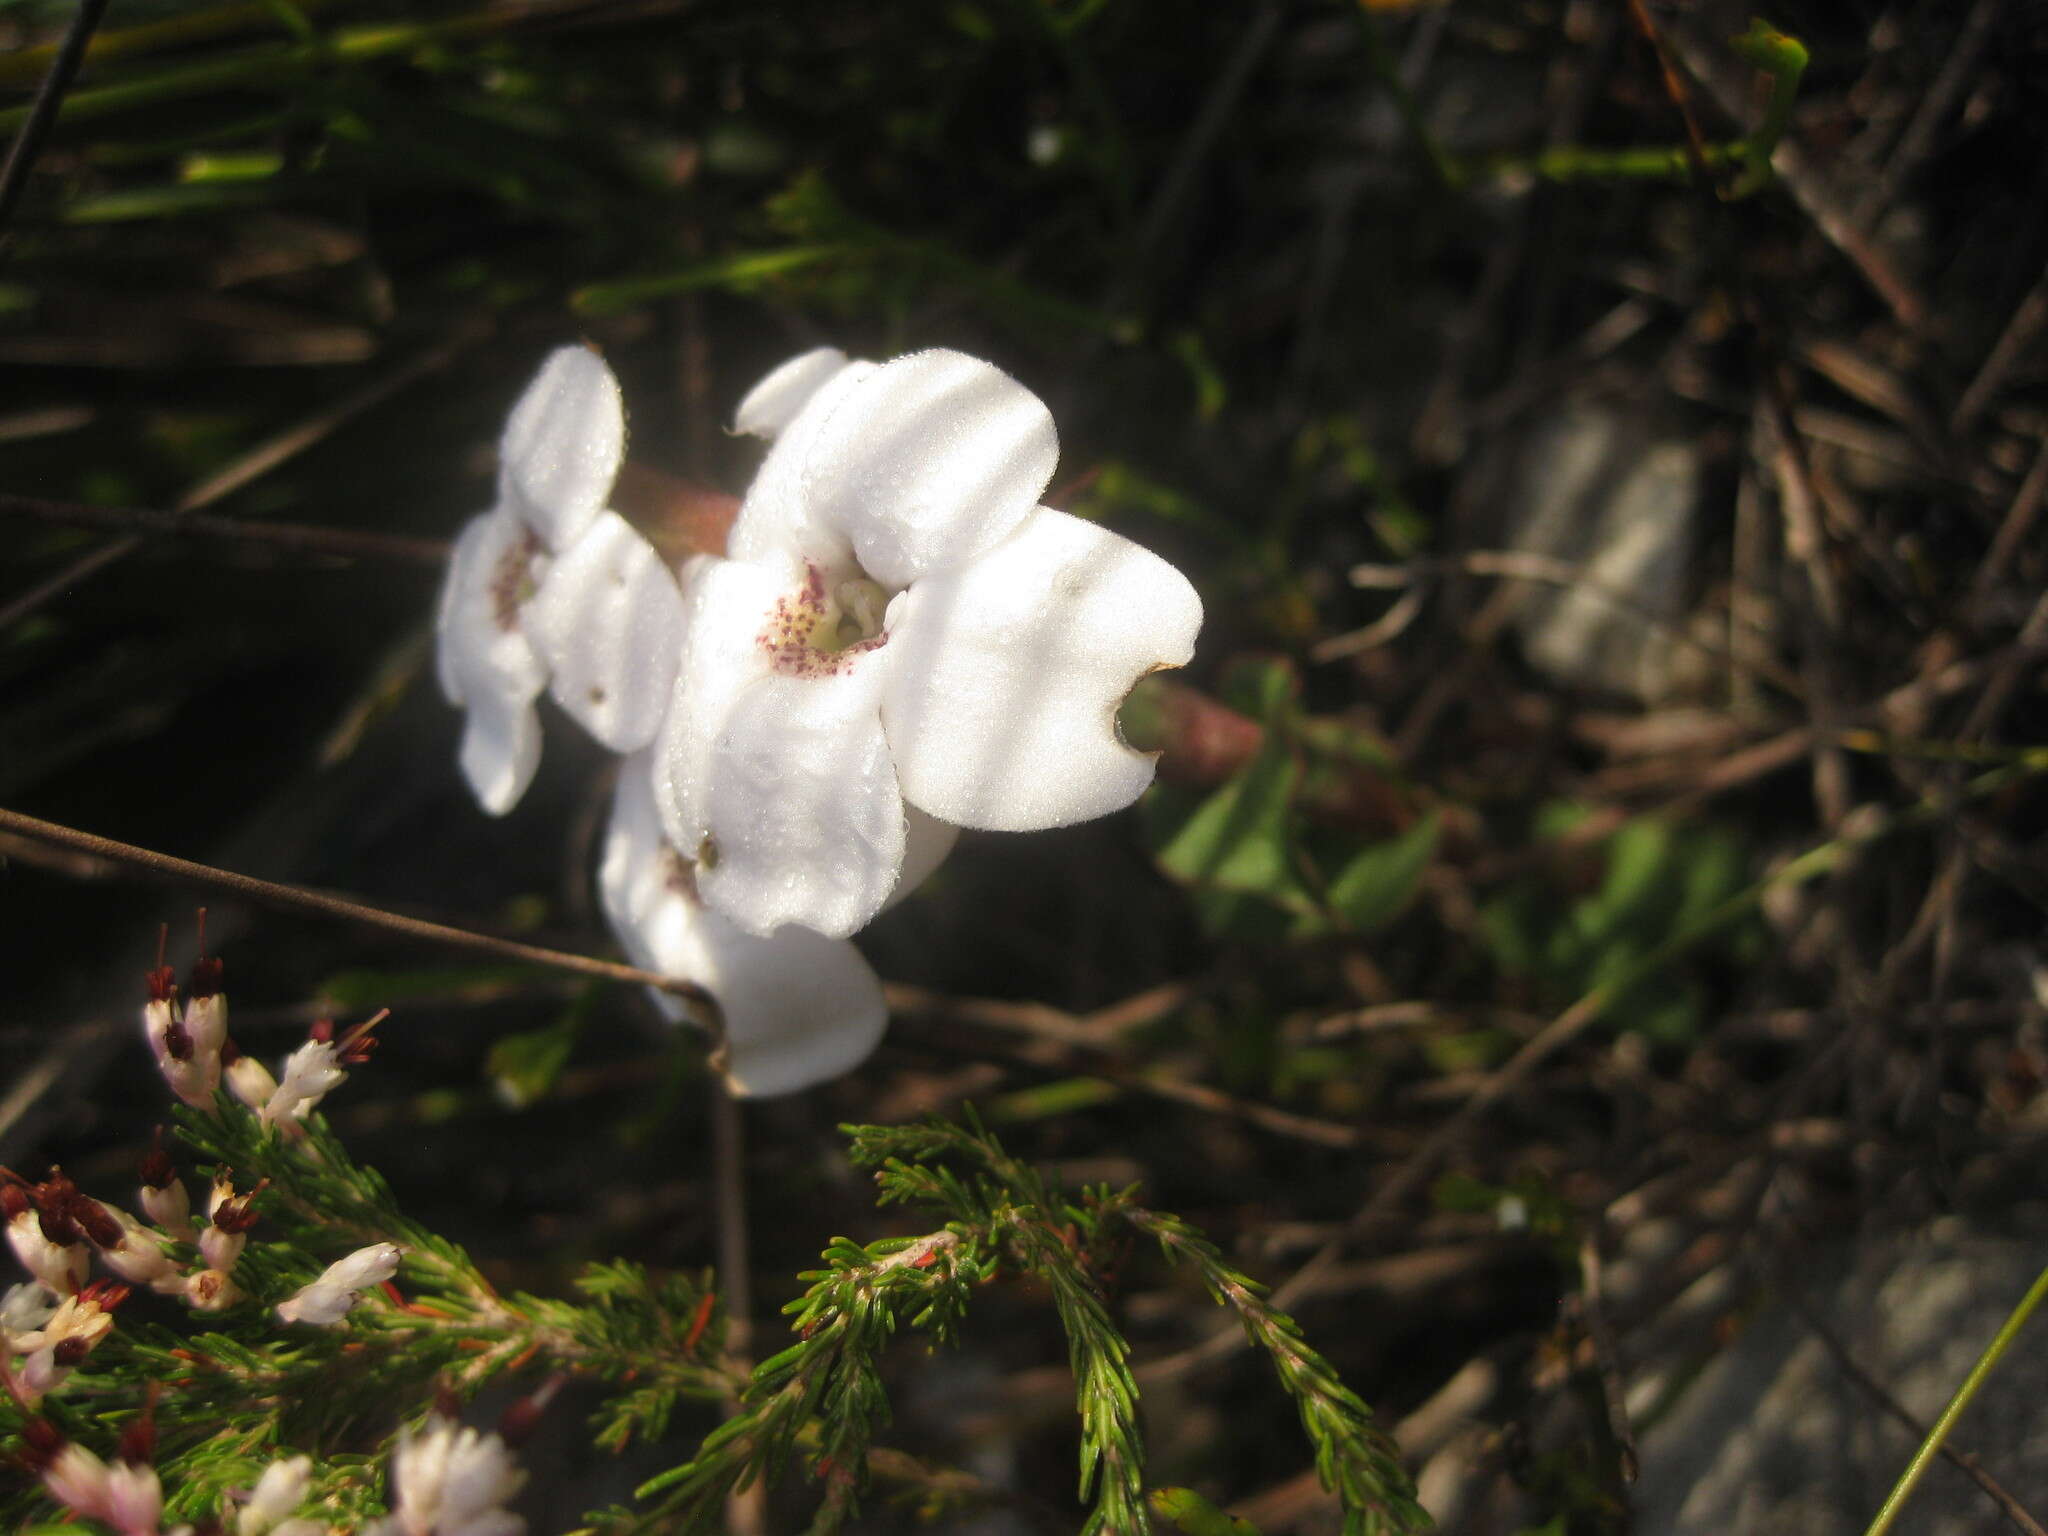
6;1044;1422;1536
835;1113;1430;1536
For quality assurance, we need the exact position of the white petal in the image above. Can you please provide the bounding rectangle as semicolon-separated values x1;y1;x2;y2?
103;1463;163;1536
881;806;958;916
240;1457;313;1536
436;509;549;816
703;918;889;1097
599;751;690;937
323;1242;404;1291
458;687;542;817
882;507;1202;831
524;511;687;752
732;347;852;438
435;510;546;709
499;345;624;551
0;1282;55;1334
43;1445;112;1521
726;361;878;577
800;349;1056;590
439;1431;526;1524
653;558;783;855
275;1282;355;1328
600;758;888;1098
698;654;906;939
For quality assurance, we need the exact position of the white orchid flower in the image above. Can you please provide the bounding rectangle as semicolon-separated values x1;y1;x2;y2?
600;751;904;1097
435;347;686;814
653;346;1203;940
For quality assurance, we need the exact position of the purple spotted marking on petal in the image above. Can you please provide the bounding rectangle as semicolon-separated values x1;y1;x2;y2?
490;526;546;632
756;561;890;679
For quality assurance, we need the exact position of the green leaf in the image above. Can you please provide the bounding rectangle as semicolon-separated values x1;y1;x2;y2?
1216;655;1299;722
985;1077;1122;1122
1149;657;1305;914
1170;330;1227;423
1071;461;1249;552
485;988;593;1107
1479;810;1757;1046
573;246;851;316
1153;744;1298;894
1151;1487;1262;1535
1325;812;1441;931
315;964;545;1011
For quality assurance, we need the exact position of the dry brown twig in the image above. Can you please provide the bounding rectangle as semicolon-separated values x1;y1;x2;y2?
0;320;485;631
886;981;1367;1150
0;806;710;1005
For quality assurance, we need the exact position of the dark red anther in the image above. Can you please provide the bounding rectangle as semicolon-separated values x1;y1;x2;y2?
52;1337;89;1367
219;1036;242;1067
65;1194;121;1250
308;1019;334;1044
211;1180;269;1234
188;956;224;1002
35;1169;76;1201
496;1373;565;1447
336;1010;388;1067
31;1171;94;1242
139;1129;175;1191
162;1017;194;1062
34;1205;82;1249
17;1417;64;1470
0;1180;27;1220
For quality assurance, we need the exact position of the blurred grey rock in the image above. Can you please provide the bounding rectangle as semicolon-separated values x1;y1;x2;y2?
1635;1219;2048;1535
1496;396;1702;703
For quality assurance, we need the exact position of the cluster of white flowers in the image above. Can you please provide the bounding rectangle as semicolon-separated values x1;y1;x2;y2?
37;1435;176;1536
29;1424;323;1536
1;1279;115;1401
227;1013;384;1130
29;1401;524;1536
362;1415;528;1536
239;1455;326;1536
0;956;381;1407
438;345;1202;1095
142;950;227;1110
141;947;378;1130
1;1161;261;1403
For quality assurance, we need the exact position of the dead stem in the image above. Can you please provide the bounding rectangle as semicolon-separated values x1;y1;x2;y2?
0;806;708;1005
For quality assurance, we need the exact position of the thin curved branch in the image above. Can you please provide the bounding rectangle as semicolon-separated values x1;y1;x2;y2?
0;806;709;1004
